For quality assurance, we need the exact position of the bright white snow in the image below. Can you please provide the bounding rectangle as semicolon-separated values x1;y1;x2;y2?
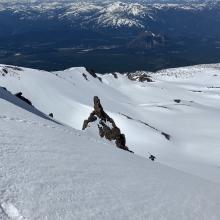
0;84;220;219
1;64;220;183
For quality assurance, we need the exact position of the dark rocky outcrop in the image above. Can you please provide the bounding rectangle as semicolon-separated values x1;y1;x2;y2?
15;92;32;106
2;68;8;74
1;66;23;77
111;73;118;79
86;68;102;82
127;72;153;83
49;113;54;118
174;99;181;103
149;154;156;161
161;132;171;141
82;73;88;81
86;68;97;78
5;65;23;71
83;96;133;153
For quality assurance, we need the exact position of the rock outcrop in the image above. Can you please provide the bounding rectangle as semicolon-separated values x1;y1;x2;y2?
83;96;133;153
85;68;102;82
127;71;154;82
15;92;32;106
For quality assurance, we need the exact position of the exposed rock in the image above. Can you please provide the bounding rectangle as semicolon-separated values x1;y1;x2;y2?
190;90;202;93
5;65;23;71
174;99;181;103
149;154;156;161
98;77;102;83
86;68;102;82
208;86;220;89
82;73;88;81
161;132;171;141
111;73;118;79
15;92;32;106
139;75;153;82
86;68;97;78
82;111;97;130
49;113;54;118
119;113;171;141
127;72;154;82
2;68;8;74
83;96;133;153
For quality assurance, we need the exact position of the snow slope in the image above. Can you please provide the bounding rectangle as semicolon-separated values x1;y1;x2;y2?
1;84;220;220
0;64;220;184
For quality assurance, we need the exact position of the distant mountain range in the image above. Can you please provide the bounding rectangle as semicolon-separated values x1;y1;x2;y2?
0;0;220;72
0;0;220;30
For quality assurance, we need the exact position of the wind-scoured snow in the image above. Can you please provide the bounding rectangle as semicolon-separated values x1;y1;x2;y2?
1;64;220;183
0;84;220;219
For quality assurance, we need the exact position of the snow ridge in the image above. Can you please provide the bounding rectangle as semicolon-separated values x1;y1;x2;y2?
1;63;220;183
0;63;220;219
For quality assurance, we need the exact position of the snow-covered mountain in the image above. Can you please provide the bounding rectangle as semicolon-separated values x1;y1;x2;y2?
1;63;220;184
0;0;219;29
0;64;220;219
0;0;220;73
1;81;220;220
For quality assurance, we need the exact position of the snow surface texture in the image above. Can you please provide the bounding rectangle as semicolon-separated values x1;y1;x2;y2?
1;81;220;219
1;64;220;183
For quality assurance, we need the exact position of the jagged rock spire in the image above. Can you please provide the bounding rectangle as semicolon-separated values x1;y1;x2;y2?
83;96;133;153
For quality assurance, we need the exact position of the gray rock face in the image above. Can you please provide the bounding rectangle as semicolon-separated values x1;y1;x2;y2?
83;96;133;153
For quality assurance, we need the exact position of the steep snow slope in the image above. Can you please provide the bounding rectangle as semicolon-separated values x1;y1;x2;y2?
1;86;220;220
0;64;220;183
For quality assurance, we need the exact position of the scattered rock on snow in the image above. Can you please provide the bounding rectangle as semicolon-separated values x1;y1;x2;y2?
86;68;97;78
149;154;156;161
1;87;7;91
86;68;102;82
82;73;88;81
161;132;171;141
111;73;118;79
119;113;171;141
174;99;181;103
2;68;8;74
127;72;154;82
5;65;23;71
